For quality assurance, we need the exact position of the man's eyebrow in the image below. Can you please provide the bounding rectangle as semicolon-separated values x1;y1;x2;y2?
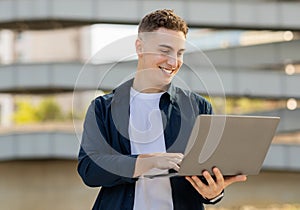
158;44;186;52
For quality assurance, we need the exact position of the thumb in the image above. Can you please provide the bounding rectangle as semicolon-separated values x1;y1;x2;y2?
224;175;247;188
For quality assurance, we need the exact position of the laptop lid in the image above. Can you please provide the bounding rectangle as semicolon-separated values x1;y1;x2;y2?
178;115;280;176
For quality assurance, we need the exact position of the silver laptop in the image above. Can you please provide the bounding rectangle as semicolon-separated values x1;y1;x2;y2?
145;115;280;178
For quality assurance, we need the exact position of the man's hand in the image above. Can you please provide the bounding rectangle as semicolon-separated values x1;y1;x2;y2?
133;152;183;177
185;167;247;200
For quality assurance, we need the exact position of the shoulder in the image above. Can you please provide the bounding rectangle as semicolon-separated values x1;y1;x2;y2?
174;86;210;104
95;92;114;103
82;92;114;119
174;86;213;114
91;92;114;106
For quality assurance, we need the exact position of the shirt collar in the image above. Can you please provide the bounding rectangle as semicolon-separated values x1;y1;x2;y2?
113;79;134;103
113;78;176;103
165;83;177;103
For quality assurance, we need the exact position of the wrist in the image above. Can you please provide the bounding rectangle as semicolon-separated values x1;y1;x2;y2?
205;192;224;204
133;155;153;177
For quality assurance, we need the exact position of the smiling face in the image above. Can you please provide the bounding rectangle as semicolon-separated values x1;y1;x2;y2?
134;27;186;92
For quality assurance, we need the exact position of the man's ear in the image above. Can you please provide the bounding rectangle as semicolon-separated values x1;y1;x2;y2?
135;38;143;56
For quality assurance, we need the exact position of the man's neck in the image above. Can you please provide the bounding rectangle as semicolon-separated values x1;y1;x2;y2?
132;77;168;93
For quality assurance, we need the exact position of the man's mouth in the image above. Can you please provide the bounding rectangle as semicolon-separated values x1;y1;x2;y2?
159;66;174;75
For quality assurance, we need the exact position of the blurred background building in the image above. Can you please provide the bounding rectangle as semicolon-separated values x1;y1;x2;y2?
0;0;300;209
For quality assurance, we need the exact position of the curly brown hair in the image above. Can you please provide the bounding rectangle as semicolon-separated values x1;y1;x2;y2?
138;9;188;37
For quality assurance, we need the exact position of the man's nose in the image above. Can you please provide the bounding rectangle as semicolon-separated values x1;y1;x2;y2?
167;55;178;68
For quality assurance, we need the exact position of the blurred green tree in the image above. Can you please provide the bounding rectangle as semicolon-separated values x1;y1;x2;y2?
13;97;64;124
36;97;63;122
13;101;39;124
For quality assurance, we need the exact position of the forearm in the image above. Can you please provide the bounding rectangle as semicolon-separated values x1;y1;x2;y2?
78;148;137;187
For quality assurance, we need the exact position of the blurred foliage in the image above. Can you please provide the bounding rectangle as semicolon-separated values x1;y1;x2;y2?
206;96;284;115
12;101;40;124
225;97;266;114
13;97;64;124
66;110;85;121
36;98;63;122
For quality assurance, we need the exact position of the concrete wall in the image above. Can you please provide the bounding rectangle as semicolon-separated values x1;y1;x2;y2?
0;160;98;210
0;160;299;210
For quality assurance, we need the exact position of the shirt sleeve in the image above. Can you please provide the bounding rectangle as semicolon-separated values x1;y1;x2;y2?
201;97;213;115
77;99;137;188
191;92;213;115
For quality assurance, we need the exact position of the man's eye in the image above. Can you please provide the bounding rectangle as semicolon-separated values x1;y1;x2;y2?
160;50;170;54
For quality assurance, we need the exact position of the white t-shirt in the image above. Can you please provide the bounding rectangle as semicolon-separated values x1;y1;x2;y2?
129;87;173;210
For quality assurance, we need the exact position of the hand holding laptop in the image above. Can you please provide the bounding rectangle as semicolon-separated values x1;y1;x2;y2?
185;167;247;200
135;152;247;202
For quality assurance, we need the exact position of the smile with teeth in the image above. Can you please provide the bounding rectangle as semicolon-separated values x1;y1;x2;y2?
159;66;174;75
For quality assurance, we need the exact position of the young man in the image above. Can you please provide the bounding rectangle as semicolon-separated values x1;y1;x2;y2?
78;9;247;210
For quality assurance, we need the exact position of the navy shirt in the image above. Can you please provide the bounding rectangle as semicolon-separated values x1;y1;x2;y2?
78;79;221;210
